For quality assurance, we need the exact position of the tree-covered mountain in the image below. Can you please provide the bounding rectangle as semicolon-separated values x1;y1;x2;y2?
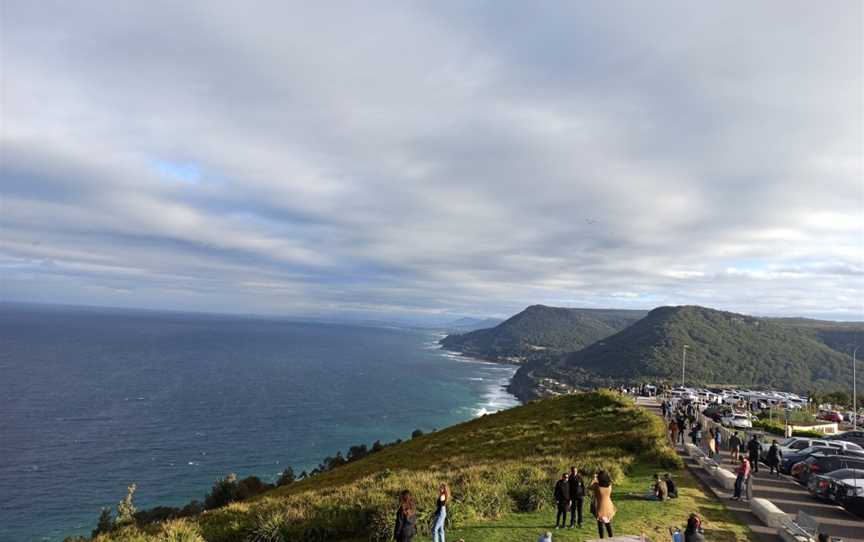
510;305;860;400
440;305;647;363
770;317;863;357
443;317;504;333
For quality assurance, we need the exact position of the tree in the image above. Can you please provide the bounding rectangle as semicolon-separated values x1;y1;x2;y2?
347;444;368;462
277;467;295;487
371;440;384;453
411;429;424;439
205;473;239;510
92;507;114;536
116;483;137;525
823;391;850;408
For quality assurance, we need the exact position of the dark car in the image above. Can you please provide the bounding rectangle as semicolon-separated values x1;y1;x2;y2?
794;454;864;486
842;494;864;519
829;431;864;448
806;468;864;501
781;446;843;474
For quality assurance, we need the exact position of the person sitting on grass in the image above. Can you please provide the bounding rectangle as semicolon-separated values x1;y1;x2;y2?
537;531;553;542
647;473;667;501
684;512;705;542
664;473;678;498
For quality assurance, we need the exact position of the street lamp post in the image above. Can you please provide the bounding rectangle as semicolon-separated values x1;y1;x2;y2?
681;345;689;388
854;345;860;431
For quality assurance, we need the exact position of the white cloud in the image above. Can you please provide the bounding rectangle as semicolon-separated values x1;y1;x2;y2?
1;1;862;320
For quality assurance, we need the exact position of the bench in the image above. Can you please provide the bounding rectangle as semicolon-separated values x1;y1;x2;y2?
684;443;704;458
709;467;737;490
778;510;820;542
750;497;789;528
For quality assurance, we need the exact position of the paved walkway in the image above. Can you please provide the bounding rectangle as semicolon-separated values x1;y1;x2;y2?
636;397;864;541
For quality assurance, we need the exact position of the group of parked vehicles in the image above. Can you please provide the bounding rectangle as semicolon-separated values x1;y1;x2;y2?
761;433;864;518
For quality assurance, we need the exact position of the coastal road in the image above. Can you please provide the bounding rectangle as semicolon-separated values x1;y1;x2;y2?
637;397;864;541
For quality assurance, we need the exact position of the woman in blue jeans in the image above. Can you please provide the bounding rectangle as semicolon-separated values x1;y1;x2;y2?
432;483;450;542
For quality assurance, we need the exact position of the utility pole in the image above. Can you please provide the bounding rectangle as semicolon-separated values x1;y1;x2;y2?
854;345;860;431
681;344;689;388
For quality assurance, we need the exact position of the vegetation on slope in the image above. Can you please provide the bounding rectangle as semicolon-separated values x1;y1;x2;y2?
771;317;863;357
77;391;753;542
440;305;647;363
517;306;859;397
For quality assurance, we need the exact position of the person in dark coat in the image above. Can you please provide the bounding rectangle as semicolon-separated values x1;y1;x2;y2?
747;435;762;473
568;466;585;528
394;490;417;542
554;472;571;528
664;473;678;498
765;440;782;477
684;513;706;542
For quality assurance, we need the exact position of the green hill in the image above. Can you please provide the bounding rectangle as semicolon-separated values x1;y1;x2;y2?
82;392;752;542
513;306;860;400
771;317;863;357
440;305;647;363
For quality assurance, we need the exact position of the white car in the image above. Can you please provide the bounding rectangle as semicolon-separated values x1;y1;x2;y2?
722;413;753;429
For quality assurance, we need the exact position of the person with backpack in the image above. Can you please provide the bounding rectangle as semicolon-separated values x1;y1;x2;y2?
554;472;570;529
568;466;585;528
394;490;417;542
729;432;741;464
765;440;782;478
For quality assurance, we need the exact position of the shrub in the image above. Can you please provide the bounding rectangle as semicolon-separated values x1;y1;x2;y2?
205;474;239;510
157;521;204;542
93;507;115;536
276;468;295;487
116;484;138;526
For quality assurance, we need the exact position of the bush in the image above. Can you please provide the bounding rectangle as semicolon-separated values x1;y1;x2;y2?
276;468;295;487
157;521;204;542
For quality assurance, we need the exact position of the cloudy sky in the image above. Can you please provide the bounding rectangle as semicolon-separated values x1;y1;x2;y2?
1;1;862;321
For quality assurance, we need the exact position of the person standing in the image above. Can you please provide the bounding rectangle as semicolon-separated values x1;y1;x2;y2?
765;440;782;478
592;471;616;539
714;427;722;454
707;428;717;458
747;435;762;473
669;419;679;445
394;490;417;542
432;483;450;542
554;473;570;529
732;457;750;500
729;432;741;464
568;466;585;528
677;417;687;445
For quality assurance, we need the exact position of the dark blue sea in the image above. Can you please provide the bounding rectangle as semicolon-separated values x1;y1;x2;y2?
0;304;518;541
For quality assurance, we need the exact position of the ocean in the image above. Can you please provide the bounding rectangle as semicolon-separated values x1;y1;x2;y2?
0;304;518;541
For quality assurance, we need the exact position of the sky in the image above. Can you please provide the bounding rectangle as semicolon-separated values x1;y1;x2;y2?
1;1;862;322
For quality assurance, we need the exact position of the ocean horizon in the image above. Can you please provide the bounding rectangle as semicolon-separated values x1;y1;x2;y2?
0;304;518;541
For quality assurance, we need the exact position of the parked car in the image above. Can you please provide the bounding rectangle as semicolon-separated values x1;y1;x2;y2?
819;411;844;423
703;404;730;422
721;412;753;429
806;468;864;501
781;446;844;474
793;454;864;486
829;431;864;448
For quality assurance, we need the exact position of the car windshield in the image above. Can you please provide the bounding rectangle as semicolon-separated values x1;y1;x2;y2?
825;469;864;479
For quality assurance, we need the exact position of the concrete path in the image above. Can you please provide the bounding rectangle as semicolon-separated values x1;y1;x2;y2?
636;397;864;541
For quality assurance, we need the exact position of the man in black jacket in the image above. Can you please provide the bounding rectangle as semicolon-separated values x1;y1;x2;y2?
747;435;762;473
554;472;570;528
568;466;585;528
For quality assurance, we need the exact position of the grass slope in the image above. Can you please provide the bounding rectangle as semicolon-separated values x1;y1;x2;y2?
518;306;859;395
440;306;647;363
91;392;751;542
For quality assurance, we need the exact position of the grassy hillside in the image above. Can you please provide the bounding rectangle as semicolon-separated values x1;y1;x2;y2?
440;305;647;363
84;392;751;542
518;306;859;397
771;317;863;357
